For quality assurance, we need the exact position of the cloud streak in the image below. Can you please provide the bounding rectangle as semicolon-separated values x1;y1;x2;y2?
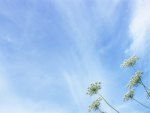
128;0;150;55
0;0;149;113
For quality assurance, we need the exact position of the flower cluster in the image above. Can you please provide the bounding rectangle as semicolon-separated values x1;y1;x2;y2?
121;56;140;102
88;98;102;112
120;55;139;68
87;82;101;96
128;71;143;89
87;82;119;113
124;89;134;101
121;55;150;110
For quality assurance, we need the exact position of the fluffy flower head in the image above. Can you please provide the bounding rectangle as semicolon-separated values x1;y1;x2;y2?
124;89;134;101
87;82;101;96
128;71;143;89
88;97;102;112
120;55;139;68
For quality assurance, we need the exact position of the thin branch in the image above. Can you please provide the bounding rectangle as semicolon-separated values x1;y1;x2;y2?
133;98;150;110
139;78;150;96
99;94;119;113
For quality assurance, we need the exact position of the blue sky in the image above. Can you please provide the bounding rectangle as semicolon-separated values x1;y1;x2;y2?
0;0;150;113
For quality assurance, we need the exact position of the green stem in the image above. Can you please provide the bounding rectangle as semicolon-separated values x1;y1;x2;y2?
133;98;150;110
140;78;150;96
100;94;119;113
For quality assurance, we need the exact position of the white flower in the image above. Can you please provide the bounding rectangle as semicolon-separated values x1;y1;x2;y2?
120;55;139;68
87;82;101;96
124;89;134;101
128;71;143;89
88;97;102;112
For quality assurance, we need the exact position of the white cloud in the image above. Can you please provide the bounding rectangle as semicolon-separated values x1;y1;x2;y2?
63;71;85;111
127;0;150;55
51;0;120;53
49;1;127;112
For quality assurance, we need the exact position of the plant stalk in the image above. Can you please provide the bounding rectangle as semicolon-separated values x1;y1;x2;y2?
99;94;119;113
139;78;150;96
133;98;150;110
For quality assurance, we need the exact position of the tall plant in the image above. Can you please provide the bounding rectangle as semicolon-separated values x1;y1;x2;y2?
86;55;150;113
86;82;119;113
120;55;150;109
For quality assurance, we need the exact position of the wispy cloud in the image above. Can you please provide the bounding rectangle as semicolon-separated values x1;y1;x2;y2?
50;1;126;113
126;0;150;85
127;0;150;55
0;0;148;113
